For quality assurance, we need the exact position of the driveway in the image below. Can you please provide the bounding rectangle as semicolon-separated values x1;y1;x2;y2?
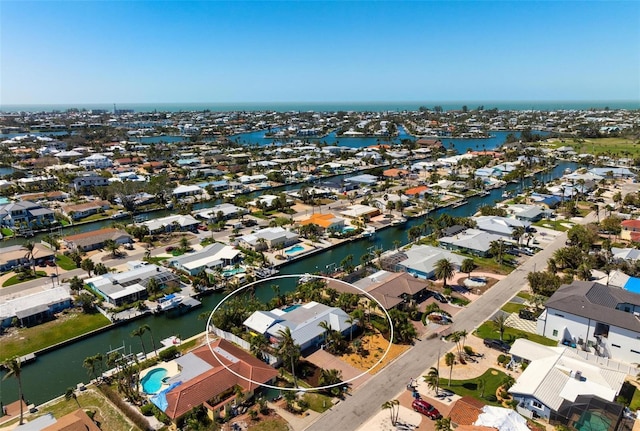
305;349;371;390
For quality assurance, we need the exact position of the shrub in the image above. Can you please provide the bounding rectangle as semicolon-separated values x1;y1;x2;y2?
464;345;474;356
141;404;155;416
484;394;498;402
159;346;178;361
497;354;506;364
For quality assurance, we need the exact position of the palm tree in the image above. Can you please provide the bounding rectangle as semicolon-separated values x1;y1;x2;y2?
65;387;81;408
381;399;400;426
489;240;505;265
434;258;455;289
511;226;525;246
103;239;121;258
445;352;455;386
493;314;508;341
131;325;148;358
276;327;300;388
23;241;36;277
3;357;24;425
345;315;356;341
425;366;440;396
318;320;333;345
319;368;343;396
143;324;157;356
461;258;475;279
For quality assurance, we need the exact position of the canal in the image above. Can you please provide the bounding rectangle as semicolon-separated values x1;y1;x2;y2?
1;159;576;405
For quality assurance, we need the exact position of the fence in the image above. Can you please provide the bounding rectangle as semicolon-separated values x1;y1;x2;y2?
209;326;280;366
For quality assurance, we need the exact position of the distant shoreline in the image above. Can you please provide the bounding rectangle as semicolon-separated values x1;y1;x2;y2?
1;100;638;113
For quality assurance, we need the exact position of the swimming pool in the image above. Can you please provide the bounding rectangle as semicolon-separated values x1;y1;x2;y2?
283;304;301;312
575;411;612;431
285;245;305;255
342;227;355;233
222;267;246;277
140;368;168;394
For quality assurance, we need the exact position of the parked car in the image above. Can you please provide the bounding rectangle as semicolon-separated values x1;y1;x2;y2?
433;292;448;303
483;338;511;352
505;249;520;256
412;399;441;420
165;246;175;252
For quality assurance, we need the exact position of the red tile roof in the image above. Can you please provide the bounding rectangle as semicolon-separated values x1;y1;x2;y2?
621;219;640;229
449;396;486;426
164;339;278;420
405;185;428;196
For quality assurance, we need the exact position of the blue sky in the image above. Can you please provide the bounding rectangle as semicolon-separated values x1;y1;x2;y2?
1;1;638;104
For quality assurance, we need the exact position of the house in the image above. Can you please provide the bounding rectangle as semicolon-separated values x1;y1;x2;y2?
0;243;55;272
194;203;247;221
238;227;299;251
473;216;529;238
61;200;111;220
0;200;55;229
63;228;132;252
438;229;505;257
71;173;110;192
142;214;200;234
78;153;112;169
589;167;635;179
243;301;356;352
353;270;430;311
508;204;547;222
404;185;429;199
299;213;345;233
172;184;203;199
86;263;178;306
415;138;443;149
0;286;72;327
150;339;278;423
610;247;640;263
508;339;626;429
344;174;378;186
448;397;485;427
395;245;466;279
169;243;241;276
620;219;640;241
536;281;640;365
340;204;380;221
383;168;409;178
41;409;101;431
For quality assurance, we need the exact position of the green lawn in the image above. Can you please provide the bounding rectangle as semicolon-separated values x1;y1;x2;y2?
56;254;78;270
144;256;169;265
247;418;290;431
501;302;526;314
2;270;48;287
31;386;139;431
630;385;640;411
437;368;509;406
473;321;557;347
516;291;532;300
0;311;111;362
302;392;333;413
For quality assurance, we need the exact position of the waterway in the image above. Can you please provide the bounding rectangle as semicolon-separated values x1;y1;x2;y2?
0;160;576;405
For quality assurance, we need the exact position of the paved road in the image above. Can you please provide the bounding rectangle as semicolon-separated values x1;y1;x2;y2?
305;212;596;431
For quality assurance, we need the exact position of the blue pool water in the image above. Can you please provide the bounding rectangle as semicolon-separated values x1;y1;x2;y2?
285;245;305;255
342;227;355;233
283;304;301;312
141;368;168;394
222;267;246;277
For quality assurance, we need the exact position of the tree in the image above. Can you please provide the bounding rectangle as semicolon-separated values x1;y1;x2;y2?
143;324;158;356
103;239;121;258
511;226;525;246
461;258;475;279
69;275;83;293
445;352;456;386
81;258;95;277
489;240;505;265
82;354;103;382
23;241;36;277
131;325;148;357
425;366;440;396
276;327;300;388
436;417;452;431
3;357;24;425
527;270;562;296
434;258;455;289
381;399;400;426
493;314;508;341
93;262;108;275
76;292;97;313
408;225;422;243
319;368;343;396
179;235;190;252
65;387;81;408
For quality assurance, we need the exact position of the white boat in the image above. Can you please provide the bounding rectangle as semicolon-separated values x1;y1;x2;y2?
110;210;129;219
362;226;376;238
564;168;572;174
157;294;183;312
391;217;407;226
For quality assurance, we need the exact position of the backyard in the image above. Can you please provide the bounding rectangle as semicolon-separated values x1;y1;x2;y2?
437;368;510;406
474;321;557;347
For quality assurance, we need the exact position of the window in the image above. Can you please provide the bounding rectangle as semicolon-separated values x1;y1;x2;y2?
552;330;558;337
554;313;564;318
631;349;640;355
612;344;621;348
532;401;543;409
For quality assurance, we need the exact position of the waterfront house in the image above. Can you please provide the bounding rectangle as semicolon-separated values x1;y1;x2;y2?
151;339;278;423
169;243;241;276
344;174;378;186
86;263;178;306
243;301;355;352
0;200;55;229
78;153;112;169
142;214;200;234
536;281;640;365
394;245;466;279
353;270;431;311
610;247;640;263
438;229;505;257
194;203;246;221
508;339;626;428
238;227;299;251
63;227;132;252
0;286;72;327
620;219;640;241
299;213;345;233
172;184;203;199
340;204;380;221
404;185;429;199
41;409;101;431
61;200;111;220
507;204;547;222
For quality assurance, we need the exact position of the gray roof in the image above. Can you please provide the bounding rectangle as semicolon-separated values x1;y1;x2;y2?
398;245;465;275
545;281;640;333
438;229;504;254
165;352;213;385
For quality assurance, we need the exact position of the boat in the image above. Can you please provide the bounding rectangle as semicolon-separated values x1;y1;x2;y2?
110;210;130;219
564;168;572;174
156;294;184;313
502;191;512;198
480;190;490;197
452;200;468;208
391;217;407;226
361;226;376;238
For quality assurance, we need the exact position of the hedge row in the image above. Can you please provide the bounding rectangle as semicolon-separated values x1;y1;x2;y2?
97;384;153;431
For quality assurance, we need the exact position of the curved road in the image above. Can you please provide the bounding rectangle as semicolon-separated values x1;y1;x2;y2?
306;212;596;431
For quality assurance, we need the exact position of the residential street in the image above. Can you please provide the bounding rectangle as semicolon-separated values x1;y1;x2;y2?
305;211;596;431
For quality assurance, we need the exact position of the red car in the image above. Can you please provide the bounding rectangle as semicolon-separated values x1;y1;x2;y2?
412;399;441;420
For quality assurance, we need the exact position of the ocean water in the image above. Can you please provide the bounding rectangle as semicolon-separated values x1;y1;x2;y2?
1;100;638;113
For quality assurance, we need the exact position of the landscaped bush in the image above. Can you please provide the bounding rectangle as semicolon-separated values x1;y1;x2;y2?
484;394;498;402
159;346;178;361
141;404;155;416
98;384;152;431
464;345;474;356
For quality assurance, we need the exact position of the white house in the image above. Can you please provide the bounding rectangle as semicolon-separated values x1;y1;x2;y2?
395;245;466;279
536;281;640;365
238;227;299;251
169;243;241;276
79;154;112;169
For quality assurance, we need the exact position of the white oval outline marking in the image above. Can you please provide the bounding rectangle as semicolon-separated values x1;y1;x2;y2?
205;274;394;392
